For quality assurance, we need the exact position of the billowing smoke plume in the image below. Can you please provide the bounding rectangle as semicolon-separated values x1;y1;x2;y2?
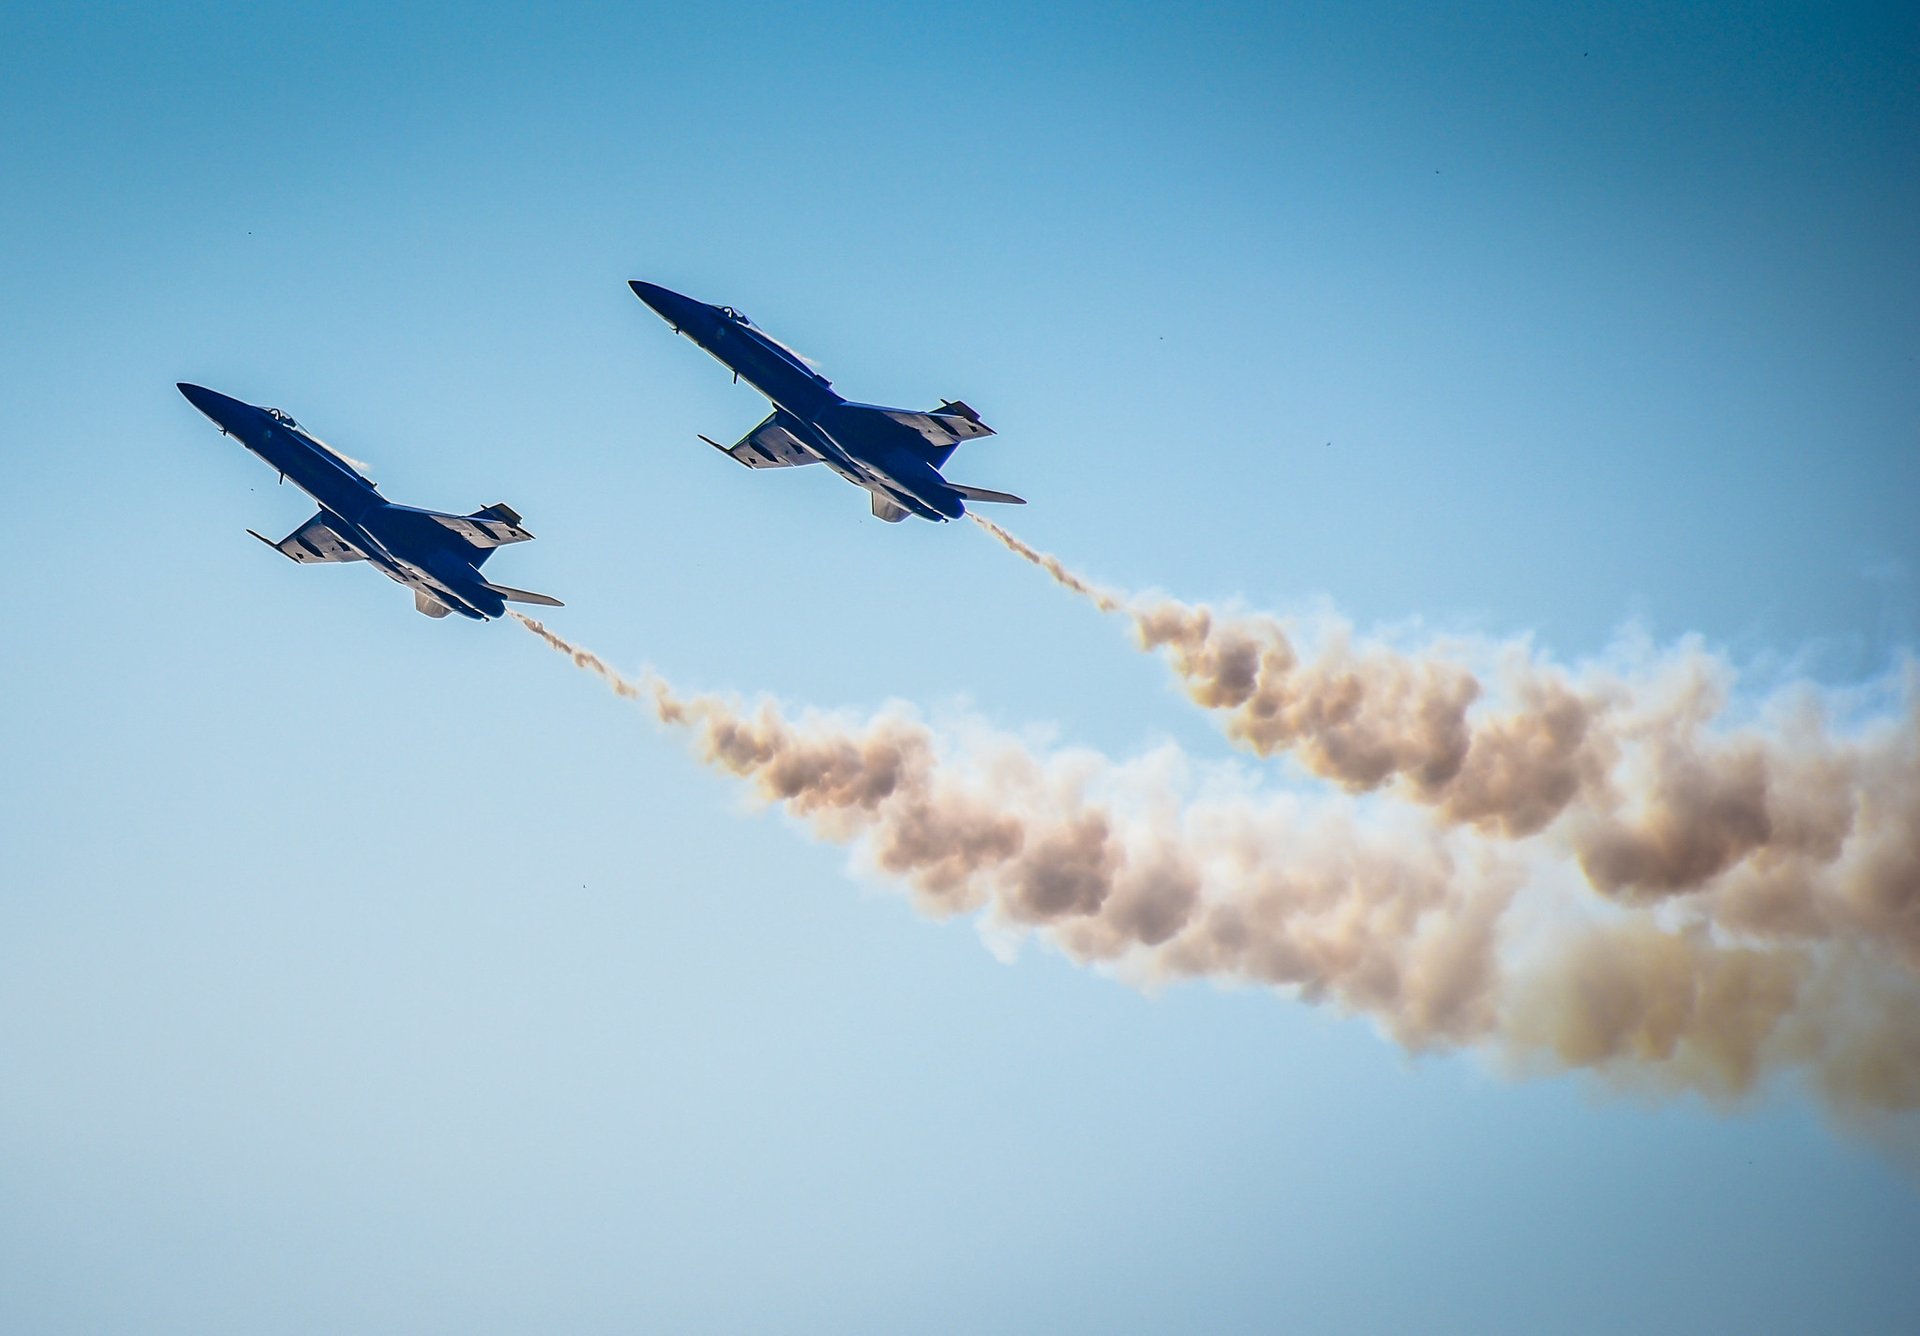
516;615;1920;1116
972;518;1920;973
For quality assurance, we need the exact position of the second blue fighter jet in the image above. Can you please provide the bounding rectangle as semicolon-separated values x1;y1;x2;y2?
178;383;562;621
630;280;1025;523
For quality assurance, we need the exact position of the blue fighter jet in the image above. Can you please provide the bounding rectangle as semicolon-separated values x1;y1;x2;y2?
629;281;1025;523
178;383;562;621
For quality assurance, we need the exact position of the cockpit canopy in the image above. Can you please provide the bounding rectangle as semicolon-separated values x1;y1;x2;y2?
265;407;301;430
718;306;751;325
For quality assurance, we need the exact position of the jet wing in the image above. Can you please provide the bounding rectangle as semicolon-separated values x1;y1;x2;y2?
882;409;995;449
426;503;534;548
250;512;367;564
845;401;996;450
703;410;821;469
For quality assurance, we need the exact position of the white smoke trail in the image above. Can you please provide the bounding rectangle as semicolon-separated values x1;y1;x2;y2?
972;518;1920;973
515;614;1920;1117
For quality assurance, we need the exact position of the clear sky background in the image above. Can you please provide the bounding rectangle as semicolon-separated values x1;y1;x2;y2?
2;2;1916;1331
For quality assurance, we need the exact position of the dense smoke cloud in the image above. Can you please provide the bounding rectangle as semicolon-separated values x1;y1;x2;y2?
972;518;1920;971
516;615;1920;1116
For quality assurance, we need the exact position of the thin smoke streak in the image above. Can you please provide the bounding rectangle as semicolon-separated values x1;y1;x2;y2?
515;613;1920;1118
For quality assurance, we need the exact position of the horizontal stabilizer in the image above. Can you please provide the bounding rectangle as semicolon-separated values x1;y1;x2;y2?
482;581;564;608
948;484;1026;506
414;589;453;618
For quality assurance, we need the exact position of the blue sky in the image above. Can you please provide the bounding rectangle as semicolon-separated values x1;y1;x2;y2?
2;2;1917;1331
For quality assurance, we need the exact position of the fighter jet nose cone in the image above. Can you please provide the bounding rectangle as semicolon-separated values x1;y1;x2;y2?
629;280;696;325
177;382;217;414
178;382;249;427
